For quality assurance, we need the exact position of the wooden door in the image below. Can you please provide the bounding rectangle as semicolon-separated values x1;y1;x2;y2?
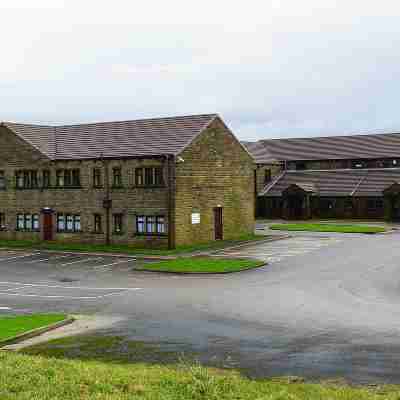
214;207;223;240
43;213;53;241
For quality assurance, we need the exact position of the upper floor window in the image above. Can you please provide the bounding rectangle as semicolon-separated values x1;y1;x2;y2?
72;169;81;186
16;170;39;189
0;171;5;189
42;170;51;188
112;168;122;187
135;167;164;186
56;170;64;187
56;169;81;187
93;168;102;187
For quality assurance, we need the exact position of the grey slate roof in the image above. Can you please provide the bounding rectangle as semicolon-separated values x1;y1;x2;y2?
261;168;400;197
243;132;400;163
1;114;218;160
241;141;278;164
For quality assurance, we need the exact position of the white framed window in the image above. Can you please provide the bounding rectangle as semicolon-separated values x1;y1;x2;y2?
136;216;145;233
24;214;32;230
66;215;73;231
57;215;65;231
57;214;81;232
74;215;81;232
16;214;39;231
17;214;25;230
33;214;40;230
156;216;165;234
136;215;166;235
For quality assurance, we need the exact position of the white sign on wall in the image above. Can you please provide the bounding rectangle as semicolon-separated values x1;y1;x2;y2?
191;213;201;224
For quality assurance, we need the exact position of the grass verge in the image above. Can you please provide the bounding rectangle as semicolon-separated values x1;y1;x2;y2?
0;234;267;256
136;257;265;273
0;334;397;399
269;223;386;234
0;314;67;342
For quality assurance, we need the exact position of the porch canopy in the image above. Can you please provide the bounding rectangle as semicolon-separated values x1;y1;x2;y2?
261;168;400;198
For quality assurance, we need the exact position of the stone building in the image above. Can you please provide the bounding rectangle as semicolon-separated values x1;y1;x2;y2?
243;132;400;221
0;114;254;248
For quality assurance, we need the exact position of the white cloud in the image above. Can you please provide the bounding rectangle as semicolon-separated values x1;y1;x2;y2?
1;0;400;139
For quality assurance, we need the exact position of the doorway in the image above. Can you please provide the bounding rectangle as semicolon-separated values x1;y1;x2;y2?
214;207;223;240
287;196;303;219
42;210;53;241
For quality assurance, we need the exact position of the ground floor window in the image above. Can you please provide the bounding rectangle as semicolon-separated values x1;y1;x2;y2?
57;214;81;232
136;215;166;235
16;213;40;231
113;214;123;234
367;198;384;212
0;213;5;230
94;214;102;233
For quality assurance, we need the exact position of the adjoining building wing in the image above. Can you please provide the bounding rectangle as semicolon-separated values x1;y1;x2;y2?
257;132;400;161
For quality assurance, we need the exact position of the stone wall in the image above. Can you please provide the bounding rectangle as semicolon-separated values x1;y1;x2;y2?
0;126;169;247
174;118;255;246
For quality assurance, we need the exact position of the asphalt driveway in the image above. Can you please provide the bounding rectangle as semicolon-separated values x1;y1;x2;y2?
2;231;400;384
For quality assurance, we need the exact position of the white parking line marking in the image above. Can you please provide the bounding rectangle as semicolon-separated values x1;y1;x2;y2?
92;259;133;270
2;286;26;292
60;257;103;267
0;287;142;300
0;292;100;300
0;281;142;291
27;255;72;264
0;253;41;261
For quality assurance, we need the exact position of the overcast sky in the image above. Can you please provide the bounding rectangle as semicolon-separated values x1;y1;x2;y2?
1;0;400;141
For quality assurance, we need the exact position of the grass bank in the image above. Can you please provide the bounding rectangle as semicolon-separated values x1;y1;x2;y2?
137;257;265;273
0;314;66;343
0;348;397;399
15;334;400;399
0;234;266;256
270;223;386;234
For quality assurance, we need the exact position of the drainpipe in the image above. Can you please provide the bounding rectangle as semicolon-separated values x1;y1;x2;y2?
166;154;176;250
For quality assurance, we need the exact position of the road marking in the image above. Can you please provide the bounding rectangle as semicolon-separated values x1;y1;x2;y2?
27;255;72;264
2;286;26;292
92;259;133;270
0;292;100;300
0;307;11;310
0;288;142;300
0;281;142;291
60;257;103;267
0;253;40;261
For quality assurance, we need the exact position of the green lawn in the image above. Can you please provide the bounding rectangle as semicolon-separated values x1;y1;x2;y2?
138;257;264;273
0;234;266;256
269;223;386;234
0;314;67;342
0;350;398;399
